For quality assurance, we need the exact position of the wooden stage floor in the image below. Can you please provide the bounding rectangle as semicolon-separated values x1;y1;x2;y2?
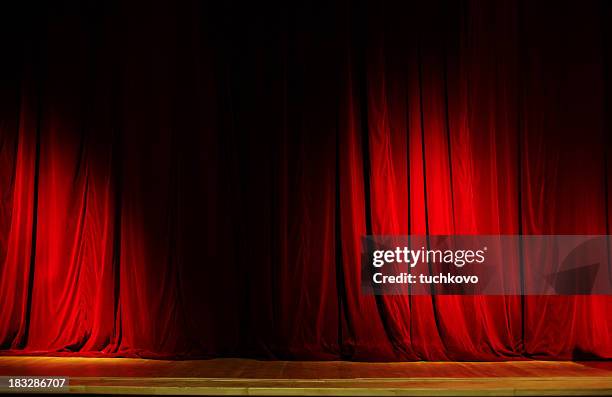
0;357;611;395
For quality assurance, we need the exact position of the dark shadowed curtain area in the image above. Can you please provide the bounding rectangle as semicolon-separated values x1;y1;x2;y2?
0;0;611;360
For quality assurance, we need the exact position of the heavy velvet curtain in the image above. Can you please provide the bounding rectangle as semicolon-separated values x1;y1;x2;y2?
0;0;611;360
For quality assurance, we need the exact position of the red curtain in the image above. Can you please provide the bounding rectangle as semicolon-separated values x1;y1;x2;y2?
0;0;611;360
